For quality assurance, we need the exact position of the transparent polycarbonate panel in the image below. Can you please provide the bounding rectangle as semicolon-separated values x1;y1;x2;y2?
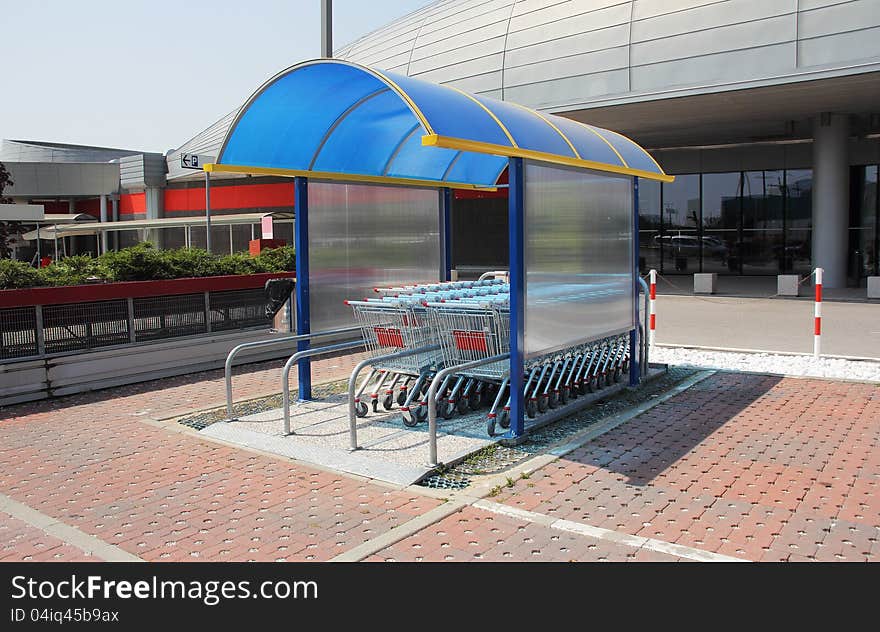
524;162;634;357
308;182;441;330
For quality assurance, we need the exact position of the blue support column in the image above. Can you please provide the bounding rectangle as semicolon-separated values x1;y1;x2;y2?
439;188;452;281
630;176;640;387
507;158;526;438
294;176;312;401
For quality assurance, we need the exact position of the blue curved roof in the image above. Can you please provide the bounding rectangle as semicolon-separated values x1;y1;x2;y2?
216;59;671;187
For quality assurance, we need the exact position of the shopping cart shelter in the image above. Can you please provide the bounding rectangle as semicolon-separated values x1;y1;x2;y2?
213;59;673;472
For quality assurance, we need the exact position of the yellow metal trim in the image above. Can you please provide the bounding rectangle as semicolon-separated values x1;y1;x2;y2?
599;127;667;175
421;135;674;183
505;101;581;159
202;163;498;190
369;68;435;136
570;121;628;168
444;86;519;149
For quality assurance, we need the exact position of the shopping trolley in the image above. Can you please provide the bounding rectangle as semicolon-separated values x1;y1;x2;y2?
346;299;443;426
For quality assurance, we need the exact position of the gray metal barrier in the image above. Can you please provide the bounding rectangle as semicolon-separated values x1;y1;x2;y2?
346;344;441;451
638;276;650;376
224;325;361;418
426;353;509;467
281;340;365;435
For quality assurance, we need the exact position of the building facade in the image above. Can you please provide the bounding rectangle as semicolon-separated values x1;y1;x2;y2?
335;0;880;287
3;0;879;287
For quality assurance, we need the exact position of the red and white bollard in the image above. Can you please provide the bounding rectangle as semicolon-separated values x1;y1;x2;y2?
813;267;823;358
649;269;657;347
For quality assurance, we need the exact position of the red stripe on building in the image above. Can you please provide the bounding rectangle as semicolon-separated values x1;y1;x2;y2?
119;192;146;216
164;182;296;213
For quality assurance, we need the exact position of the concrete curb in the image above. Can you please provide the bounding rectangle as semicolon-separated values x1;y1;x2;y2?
0;493;142;562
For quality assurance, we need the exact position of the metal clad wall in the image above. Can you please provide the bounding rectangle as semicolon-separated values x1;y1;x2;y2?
524;162;633;357
307;182;440;330
333;0;880;114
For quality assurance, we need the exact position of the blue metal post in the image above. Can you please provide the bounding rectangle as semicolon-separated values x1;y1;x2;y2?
630;176;640;386
507;158;526;438
294;176;312;401
440;188;452;281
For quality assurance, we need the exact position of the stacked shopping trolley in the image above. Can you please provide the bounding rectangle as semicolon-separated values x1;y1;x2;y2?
346;278;630;437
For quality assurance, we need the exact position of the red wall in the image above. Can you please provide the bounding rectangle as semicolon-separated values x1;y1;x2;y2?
119;192;146;216
164;182;295;215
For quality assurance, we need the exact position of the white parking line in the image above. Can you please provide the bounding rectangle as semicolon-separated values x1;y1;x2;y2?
473;499;746;563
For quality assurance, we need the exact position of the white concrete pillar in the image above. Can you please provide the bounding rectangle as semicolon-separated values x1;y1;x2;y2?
110;194;119;251
99;194;108;254
144;186;164;248
811;113;849;288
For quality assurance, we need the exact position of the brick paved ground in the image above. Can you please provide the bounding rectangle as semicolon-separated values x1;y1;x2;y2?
491;373;880;562
0;352;438;562
366;505;684;562
0;511;95;562
1;363;877;562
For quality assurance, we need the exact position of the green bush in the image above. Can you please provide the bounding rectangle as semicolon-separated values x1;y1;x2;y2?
0;243;295;289
0;258;44;289
37;254;100;287
255;245;296;272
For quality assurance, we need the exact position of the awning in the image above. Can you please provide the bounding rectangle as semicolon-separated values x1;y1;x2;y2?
22;211;292;240
211;59;672;187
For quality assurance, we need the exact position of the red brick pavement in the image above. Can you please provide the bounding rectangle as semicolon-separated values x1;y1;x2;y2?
493;374;880;562
0;511;95;562
2;362;878;563
367;506;683;562
0;351;438;561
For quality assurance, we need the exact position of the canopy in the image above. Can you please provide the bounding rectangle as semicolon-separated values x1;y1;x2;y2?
22;212;293;240
211;59;672;188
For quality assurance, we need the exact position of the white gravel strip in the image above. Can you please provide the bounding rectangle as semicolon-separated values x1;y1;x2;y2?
652;346;880;383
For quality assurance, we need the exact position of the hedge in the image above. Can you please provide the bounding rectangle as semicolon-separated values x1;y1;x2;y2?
0;243;295;289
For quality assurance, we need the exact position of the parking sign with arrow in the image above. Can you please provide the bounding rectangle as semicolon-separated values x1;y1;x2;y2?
180;153;214;170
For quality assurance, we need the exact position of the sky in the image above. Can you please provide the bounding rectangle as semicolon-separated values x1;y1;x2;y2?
0;1;433;153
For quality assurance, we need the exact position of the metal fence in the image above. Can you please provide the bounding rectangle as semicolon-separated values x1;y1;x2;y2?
0;288;272;361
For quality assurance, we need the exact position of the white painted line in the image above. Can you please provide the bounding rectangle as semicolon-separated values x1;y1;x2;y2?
0;493;142;562
474;500;746;563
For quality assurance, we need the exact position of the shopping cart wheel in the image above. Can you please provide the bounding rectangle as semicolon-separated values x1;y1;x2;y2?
442;401;456;420
548;392;559;409
457;397;470;415
537;394;549;413
382;394;394;411
560;387;570;405
396;391;407;407
498;409;510;429
577;381;588;396
402;410;418;427
613;368;622;383
414;405;428;422
468;391;481;410
526;399;538;418
371;399;379;413
589;377;599;392
487;419;497;437
355;401;369;418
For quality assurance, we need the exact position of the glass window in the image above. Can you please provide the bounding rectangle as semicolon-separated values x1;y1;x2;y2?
661;174;700;273
638;178;661;274
741;171;784;274
702;172;741;274
850;165;878;279
784;170;812;274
